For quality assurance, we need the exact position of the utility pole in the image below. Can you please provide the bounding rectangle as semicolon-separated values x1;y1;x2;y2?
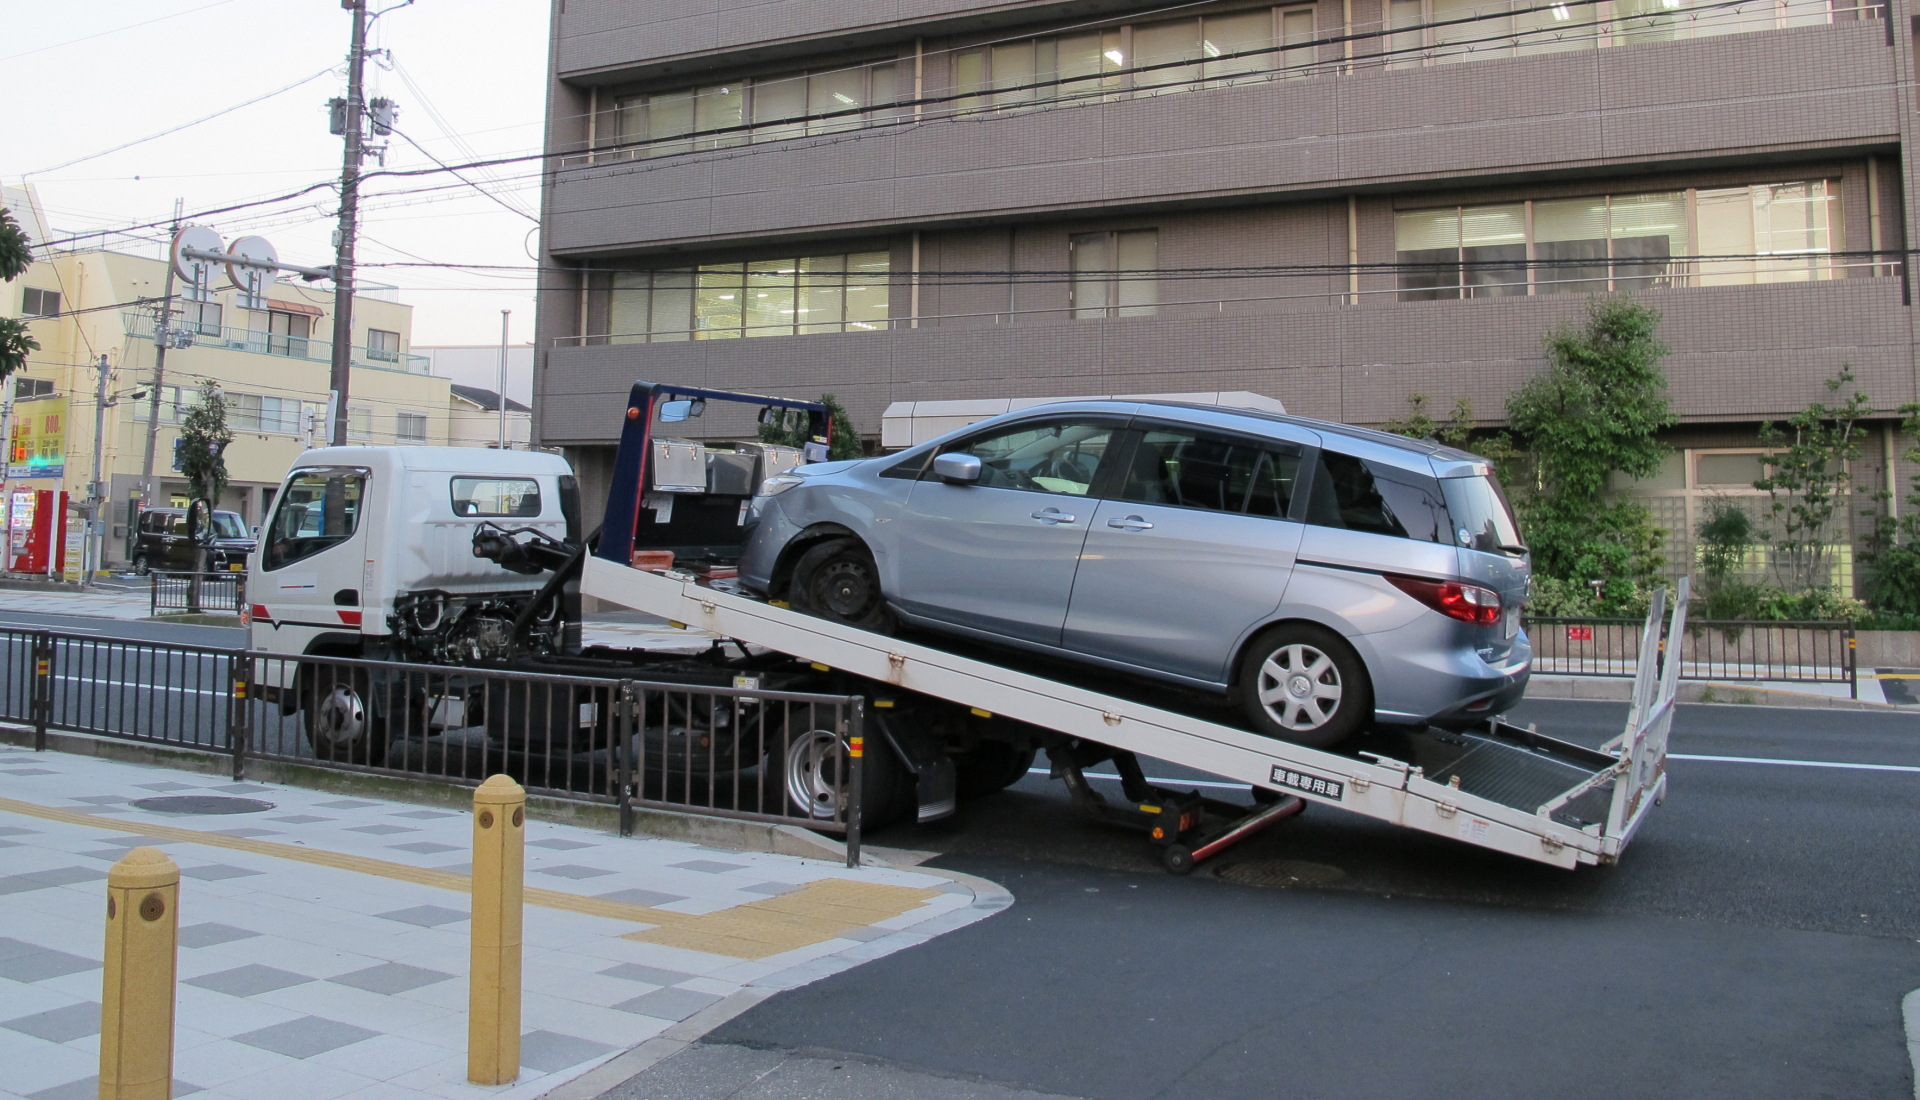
89;354;109;585
497;310;510;449
329;0;370;446
142;199;183;510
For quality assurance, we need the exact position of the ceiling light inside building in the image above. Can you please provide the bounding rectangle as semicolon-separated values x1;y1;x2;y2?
1104;49;1125;64
832;92;856;105
1551;3;1572;17
1203;41;1222;57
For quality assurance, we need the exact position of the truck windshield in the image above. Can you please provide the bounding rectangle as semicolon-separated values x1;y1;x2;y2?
264;469;366;570
1441;474;1523;555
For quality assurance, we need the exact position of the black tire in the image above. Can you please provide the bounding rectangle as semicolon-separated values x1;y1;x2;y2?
1162;845;1196;875
301;666;389;766
774;726;907;829
790;539;895;634
952;742;1037;798
1236;623;1371;749
132;555;150;576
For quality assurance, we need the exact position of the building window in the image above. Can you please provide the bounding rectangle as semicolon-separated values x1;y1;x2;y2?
265;311;312;358
1386;0;1833;68
1071;230;1159;319
226;393;303;435
21;288;59;318
591;249;890;342
608;61;903;160
1394;181;1843;301
348;406;372;441
368;328;401;362
396;412;428;443
13;377;54;401
131;385;187;424
181;299;222;336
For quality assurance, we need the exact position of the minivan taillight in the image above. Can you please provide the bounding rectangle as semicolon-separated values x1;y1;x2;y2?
1387;574;1503;626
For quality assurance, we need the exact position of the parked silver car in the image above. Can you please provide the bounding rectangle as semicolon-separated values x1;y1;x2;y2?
738;401;1531;747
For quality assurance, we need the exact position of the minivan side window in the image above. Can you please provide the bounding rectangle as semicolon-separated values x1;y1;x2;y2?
1304;450;1448;542
264;470;366;570
932;420;1117;496
1120;428;1302;517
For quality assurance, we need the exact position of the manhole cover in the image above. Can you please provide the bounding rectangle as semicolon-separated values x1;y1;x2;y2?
1215;860;1346;889
129;796;276;815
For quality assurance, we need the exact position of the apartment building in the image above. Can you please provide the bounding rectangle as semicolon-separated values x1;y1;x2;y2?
534;0;1915;587
2;205;451;565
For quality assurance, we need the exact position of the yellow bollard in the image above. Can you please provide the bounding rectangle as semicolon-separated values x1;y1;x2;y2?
99;847;179;1100
468;775;526;1085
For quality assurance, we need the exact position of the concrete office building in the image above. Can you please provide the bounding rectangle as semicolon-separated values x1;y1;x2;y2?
534;0;1914;588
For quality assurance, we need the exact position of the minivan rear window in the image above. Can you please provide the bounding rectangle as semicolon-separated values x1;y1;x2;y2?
1441;474;1523;554
1304;451;1449;542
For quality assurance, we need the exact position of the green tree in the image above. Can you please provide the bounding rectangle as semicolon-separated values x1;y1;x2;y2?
1380;392;1520;485
0;208;38;381
177;380;232;610
1861;403;1920;615
758;392;862;461
1505;297;1677;611
1752;366;1870;592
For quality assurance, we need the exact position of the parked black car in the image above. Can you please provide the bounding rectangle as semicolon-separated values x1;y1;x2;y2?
131;507;255;575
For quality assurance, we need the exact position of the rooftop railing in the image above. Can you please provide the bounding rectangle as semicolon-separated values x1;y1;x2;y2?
121;313;431;375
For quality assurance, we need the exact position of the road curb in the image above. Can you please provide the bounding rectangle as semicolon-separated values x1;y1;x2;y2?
1905;989;1920;1100
1525;674;1892;711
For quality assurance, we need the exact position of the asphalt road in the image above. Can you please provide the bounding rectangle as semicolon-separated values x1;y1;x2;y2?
660;700;1920;1100
6;611;1916;1097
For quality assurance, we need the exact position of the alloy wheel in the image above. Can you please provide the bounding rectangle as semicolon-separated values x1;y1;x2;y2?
1256;644;1344;732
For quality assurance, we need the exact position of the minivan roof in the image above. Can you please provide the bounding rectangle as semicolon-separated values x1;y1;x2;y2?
1122;400;1484;464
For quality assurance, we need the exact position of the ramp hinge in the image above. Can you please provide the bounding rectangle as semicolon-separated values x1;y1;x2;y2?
1102;710;1122;726
1541;834;1565;854
700;599;716;614
1436;801;1458;819
887;652;906;684
1351;776;1370;792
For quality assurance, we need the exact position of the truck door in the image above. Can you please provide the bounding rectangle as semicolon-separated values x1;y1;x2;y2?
257;467;370;641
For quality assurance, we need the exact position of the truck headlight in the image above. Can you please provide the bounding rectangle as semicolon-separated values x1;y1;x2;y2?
757;475;804;498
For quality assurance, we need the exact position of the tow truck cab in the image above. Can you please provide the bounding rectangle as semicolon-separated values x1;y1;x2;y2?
247;446;577;673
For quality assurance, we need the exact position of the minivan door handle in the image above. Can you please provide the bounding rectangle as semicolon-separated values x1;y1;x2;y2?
1031;508;1076;525
1107;515;1154;531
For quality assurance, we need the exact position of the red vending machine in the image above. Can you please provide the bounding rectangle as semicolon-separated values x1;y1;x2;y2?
7;489;68;575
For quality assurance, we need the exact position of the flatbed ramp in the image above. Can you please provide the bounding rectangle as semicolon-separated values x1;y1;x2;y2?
584;556;1680;869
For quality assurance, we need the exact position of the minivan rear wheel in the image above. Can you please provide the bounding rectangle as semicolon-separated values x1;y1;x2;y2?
1237;624;1370;748
790;538;895;634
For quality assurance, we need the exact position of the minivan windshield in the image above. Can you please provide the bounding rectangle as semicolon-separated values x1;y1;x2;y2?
210;513;246;539
1441;474;1523;555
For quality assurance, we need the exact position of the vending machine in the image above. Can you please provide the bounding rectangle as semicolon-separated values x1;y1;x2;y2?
8;489;68;575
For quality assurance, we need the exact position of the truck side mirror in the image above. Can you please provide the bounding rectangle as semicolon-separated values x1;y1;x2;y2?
658;399;693;423
933;453;981;485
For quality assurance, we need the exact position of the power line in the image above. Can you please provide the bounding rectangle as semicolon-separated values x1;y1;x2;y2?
26;68;338;177
0;0;247;63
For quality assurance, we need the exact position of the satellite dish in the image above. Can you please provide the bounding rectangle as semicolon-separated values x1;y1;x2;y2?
170;225;223;285
226;236;280;287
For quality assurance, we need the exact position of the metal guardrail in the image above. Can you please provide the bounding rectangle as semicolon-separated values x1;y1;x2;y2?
150;572;246;615
0;629;867;865
1526;616;1857;698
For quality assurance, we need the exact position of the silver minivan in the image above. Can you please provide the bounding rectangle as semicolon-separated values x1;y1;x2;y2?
739;401;1531;747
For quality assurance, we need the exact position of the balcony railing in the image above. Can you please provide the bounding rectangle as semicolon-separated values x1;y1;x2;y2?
122;313;431;375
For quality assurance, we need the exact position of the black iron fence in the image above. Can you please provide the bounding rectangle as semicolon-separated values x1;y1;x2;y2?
150;572;246;615
1526;617;1857;698
0;629;866;864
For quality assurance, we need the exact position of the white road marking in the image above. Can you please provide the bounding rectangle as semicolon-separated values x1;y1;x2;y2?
1670;753;1920;774
1905;989;1919;1100
52;676;225;696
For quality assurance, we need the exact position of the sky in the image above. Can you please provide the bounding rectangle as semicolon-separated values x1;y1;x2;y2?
3;0;549;360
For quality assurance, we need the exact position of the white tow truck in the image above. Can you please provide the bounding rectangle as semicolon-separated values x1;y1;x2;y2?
247;381;1677;873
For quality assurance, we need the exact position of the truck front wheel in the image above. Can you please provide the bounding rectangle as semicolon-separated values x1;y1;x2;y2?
303;668;389;767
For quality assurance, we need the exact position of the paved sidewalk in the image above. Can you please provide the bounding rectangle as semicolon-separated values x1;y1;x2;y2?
0;744;1008;1100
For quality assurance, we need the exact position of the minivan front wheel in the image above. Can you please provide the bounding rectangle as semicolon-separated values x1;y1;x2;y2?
132;554;150;576
1237;625;1370;748
791;539;895;634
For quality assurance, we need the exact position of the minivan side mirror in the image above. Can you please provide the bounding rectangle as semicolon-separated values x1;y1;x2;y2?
933;452;981;485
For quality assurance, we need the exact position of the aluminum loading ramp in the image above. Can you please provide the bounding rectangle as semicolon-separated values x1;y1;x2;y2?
582;556;1681;869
